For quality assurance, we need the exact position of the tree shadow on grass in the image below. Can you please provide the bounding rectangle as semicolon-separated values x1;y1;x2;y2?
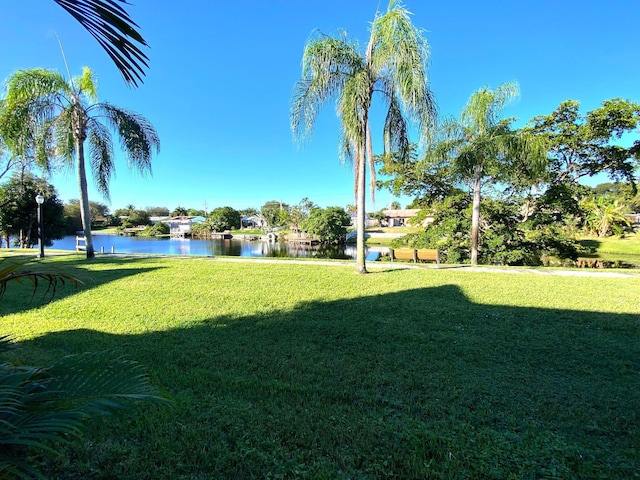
579;239;602;252
0;255;165;316
8;284;639;479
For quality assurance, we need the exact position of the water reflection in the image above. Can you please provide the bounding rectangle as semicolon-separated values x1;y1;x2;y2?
47;235;366;260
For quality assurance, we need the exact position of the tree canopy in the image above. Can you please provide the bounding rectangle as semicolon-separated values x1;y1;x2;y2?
0;173;66;247
1;67;159;258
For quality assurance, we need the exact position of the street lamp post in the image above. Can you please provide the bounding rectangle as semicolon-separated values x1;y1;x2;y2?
35;193;45;258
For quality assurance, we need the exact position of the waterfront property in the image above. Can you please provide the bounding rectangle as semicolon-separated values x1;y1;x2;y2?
162;215;206;237
49;234;366;259
383;209;434;227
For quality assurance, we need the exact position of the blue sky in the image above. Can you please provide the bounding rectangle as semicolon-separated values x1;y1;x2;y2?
2;1;639;213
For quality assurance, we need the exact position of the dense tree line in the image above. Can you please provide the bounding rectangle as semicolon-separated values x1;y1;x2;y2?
379;95;640;265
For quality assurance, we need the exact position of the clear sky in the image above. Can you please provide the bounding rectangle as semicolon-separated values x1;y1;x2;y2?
2;1;639;213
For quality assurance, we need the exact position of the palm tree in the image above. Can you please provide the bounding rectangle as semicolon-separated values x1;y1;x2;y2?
52;0;149;87
437;82;546;265
291;0;436;273
581;196;631;237
2;67;160;258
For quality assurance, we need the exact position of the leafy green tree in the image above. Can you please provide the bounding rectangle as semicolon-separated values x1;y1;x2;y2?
0;136;16;181
239;207;258;217
0;173;66;247
370;209;387;225
377;144;459;207
64;199;112;233
291;0;436;273
187;208;205;217
398;194;581;265
398;194;472;263
208;206;241;231
146;206;170;217
434;82;546;265
142;221;169;237
171;206;188;217
588;182;640;212
527;98;640;186
301;206;351;244
289;197;317;233
122;209;150;228
113;207;130;218
1;67;160;259
260;201;290;229
190;220;213;238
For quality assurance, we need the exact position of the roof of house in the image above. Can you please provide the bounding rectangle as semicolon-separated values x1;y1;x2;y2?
383;209;421;218
164;216;206;222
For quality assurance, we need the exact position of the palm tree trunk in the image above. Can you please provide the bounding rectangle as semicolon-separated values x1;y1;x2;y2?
76;140;95;259
355;148;368;274
470;166;482;266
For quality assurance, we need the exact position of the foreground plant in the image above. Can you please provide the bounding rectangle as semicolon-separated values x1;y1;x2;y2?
0;257;168;479
52;0;149;87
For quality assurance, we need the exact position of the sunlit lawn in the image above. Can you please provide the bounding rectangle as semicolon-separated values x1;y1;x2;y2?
1;255;639;479
580;231;640;255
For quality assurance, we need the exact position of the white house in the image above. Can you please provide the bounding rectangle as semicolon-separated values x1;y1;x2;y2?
162;216;206;236
242;214;267;229
383;209;434;227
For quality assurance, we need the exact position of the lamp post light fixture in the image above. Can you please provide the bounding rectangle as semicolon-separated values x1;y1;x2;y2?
35;193;45;258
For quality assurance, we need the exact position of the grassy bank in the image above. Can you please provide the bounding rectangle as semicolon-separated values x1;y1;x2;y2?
580;232;640;255
1;255;639;479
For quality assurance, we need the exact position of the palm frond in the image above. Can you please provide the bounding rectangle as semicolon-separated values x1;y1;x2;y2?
337;70;371;152
370;0;437;138
291;33;363;142
461;82;519;133
53;0;149;87
99;103;159;174
52;109;77;164
383;93;409;155
87;120;115;199
75;67;99;102
0;348;170;479
3;69;72;107
0;257;83;300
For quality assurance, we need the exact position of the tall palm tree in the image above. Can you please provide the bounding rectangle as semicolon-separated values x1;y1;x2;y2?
291;0;436;273
52;0;149;87
2;67;160;258
437;82;546;265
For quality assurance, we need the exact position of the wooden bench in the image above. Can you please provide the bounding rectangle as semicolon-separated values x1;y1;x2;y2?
416;248;440;264
390;248;439;264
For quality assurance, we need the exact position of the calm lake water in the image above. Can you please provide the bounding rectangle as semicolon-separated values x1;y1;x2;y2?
47;235;374;260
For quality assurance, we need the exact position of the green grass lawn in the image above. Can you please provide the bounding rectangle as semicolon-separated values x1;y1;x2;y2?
1;255;639;479
581;232;640;255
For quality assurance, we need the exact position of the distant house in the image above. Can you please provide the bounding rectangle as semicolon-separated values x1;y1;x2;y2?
162;216;206;236
149;216;170;225
626;213;640;227
348;213;378;228
242;214;266;229
383;209;434;227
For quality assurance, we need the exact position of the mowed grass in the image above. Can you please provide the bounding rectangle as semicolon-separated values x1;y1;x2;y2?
581;232;640;255
1;255;639;479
